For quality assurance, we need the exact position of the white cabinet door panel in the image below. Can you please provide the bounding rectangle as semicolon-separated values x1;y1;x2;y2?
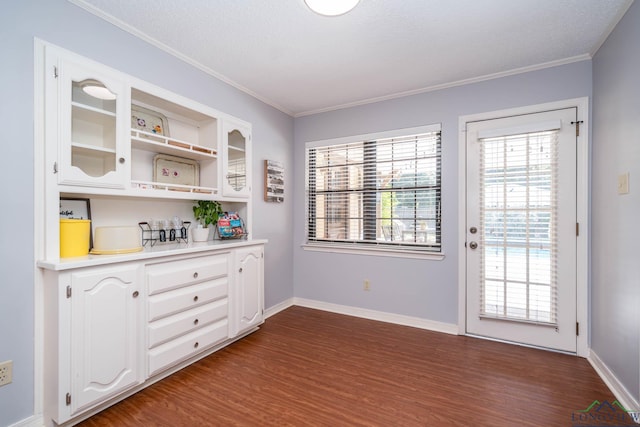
69;264;141;414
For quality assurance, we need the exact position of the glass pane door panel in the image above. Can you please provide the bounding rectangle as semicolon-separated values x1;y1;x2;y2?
69;78;118;178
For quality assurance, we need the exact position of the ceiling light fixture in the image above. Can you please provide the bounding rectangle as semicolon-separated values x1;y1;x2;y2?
304;0;360;16
79;79;117;100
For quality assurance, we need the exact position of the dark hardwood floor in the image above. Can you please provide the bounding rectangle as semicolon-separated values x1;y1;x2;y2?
78;306;617;426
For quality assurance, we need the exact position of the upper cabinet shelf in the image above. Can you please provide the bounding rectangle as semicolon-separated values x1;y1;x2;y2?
47;46;251;202
131;130;217;160
128;87;221;196
71;101;117;118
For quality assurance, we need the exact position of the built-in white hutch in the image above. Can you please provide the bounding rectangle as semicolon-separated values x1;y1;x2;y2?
36;41;265;426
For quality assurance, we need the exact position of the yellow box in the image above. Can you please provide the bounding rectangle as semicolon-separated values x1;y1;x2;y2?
60;219;91;258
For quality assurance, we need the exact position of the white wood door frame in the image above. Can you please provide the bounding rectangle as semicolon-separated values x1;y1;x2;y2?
457;97;589;357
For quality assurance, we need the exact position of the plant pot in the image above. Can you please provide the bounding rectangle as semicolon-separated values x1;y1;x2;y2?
192;227;210;242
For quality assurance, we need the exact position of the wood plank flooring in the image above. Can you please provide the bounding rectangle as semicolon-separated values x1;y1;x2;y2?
78;306;617;426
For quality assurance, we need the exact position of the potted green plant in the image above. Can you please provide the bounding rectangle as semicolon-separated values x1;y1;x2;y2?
192;200;223;242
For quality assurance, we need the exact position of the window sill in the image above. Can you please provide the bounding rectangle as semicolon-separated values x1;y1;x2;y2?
301;243;445;260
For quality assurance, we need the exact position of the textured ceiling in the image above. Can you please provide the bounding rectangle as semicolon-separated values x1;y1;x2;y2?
70;0;633;117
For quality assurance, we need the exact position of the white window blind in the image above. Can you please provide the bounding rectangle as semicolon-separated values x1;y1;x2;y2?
479;130;558;325
306;128;441;252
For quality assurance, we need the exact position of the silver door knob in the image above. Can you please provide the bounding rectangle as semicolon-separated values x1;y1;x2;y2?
469;241;478;249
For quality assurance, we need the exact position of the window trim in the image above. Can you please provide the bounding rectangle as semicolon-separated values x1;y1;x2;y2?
301;242;445;260
304;124;443;257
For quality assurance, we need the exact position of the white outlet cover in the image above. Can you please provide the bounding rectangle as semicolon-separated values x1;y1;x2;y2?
618;173;629;194
0;360;12;386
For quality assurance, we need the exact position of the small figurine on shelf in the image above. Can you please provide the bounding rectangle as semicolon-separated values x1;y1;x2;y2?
192;200;223;242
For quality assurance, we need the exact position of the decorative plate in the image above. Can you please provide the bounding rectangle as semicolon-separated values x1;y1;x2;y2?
132;104;169;136
153;154;200;187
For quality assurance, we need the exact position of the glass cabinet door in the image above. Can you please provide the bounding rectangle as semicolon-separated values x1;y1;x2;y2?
58;59;127;188
222;121;251;197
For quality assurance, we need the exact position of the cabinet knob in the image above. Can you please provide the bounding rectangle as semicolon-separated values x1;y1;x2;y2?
132;291;139;298
119;157;125;164
239;267;243;273
194;342;199;349
193;295;199;302
193;318;199;325
193;272;198;279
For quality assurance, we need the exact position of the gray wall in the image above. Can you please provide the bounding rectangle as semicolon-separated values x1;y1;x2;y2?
0;1;294;425
592;0;640;404
293;62;592;323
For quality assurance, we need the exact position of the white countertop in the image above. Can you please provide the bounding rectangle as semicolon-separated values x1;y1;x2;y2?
38;238;268;271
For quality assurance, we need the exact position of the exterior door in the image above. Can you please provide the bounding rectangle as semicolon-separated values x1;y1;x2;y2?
465;108;577;352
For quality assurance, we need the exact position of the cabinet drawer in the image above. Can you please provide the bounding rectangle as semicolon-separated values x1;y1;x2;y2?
148;319;228;377
147;254;228;295
148;299;228;349
148;278;227;322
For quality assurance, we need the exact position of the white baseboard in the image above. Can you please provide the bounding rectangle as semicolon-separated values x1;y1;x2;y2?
588;350;639;412
8;414;43;427
264;298;295;319
292;297;459;335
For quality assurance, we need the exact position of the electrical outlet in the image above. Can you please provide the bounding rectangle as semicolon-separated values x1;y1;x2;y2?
363;279;370;291
0;360;12;386
618;172;629;194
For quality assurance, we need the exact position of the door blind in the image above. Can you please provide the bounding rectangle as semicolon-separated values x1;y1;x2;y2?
478;129;558;325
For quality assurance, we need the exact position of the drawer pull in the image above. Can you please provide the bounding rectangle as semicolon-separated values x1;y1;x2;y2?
194;341;199;349
193;318;199;325
193;295;199;302
132;291;139;298
193;272;198;279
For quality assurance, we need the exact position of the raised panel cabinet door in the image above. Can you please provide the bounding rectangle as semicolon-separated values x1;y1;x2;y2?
221;120;251;198
55;54;128;188
69;264;142;414
235;246;264;335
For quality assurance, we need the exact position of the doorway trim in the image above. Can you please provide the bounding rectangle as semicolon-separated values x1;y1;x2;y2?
457;97;589;357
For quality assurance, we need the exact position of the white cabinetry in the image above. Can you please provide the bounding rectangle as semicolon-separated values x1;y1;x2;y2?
146;254;230;376
39;41;265;426
44;44;237;201
41;43;254;260
128;87;220;197
231;245;264;336
49;53;128;188
44;263;142;424
221;120;252;198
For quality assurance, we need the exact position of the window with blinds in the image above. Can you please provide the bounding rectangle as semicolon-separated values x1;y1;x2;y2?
479;129;558;325
305;127;441;252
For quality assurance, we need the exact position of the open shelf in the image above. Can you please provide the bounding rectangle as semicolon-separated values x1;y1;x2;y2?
131;180;217;195
131;130;217;160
